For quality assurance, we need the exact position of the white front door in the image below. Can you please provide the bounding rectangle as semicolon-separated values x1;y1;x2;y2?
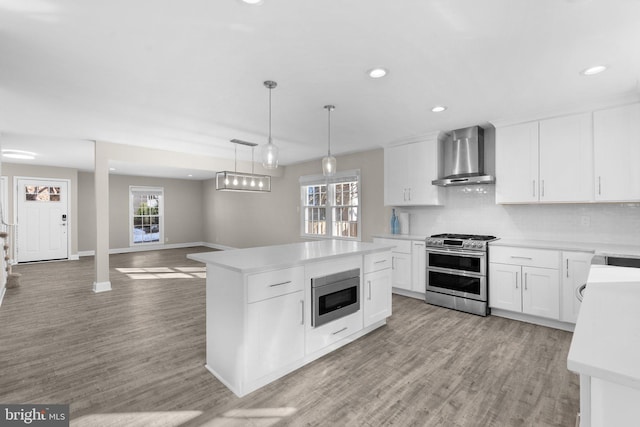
17;179;69;262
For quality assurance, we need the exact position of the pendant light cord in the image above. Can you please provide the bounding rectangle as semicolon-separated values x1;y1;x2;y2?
327;107;331;156
268;87;272;143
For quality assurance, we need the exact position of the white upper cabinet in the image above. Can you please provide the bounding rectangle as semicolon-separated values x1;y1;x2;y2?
539;113;593;202
384;143;408;206
496;113;593;204
593;103;640;202
496;121;539;203
384;138;442;206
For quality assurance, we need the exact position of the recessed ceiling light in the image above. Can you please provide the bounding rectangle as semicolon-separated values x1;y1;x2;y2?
187;174;193;177
431;105;447;113
240;0;264;4
109;167;116;171
1;149;36;160
581;65;607;76
368;68;388;79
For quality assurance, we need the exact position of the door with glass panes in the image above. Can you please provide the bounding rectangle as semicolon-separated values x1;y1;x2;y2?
17;179;69;262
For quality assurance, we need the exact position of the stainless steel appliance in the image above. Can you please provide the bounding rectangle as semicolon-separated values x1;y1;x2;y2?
431;126;496;187
425;233;497;316
311;268;360;327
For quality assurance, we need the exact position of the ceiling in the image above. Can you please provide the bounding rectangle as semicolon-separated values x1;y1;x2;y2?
1;0;639;178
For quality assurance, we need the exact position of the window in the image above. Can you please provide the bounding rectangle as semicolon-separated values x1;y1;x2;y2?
300;170;360;240
130;186;164;245
25;186;61;202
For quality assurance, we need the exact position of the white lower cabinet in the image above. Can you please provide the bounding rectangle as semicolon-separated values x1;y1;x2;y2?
373;237;425;297
305;309;364;355
246;290;305;382
521;266;560;319
490;264;560;319
364;252;392;327
489;263;522;312
489;246;561;320
561;251;593;324
200;248;392;397
411;240;426;294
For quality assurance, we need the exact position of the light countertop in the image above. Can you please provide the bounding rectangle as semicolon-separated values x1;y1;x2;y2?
490;238;640;259
567;265;640;390
187;240;394;274
372;233;426;241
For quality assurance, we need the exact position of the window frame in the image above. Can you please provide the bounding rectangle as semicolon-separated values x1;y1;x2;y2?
299;170;361;241
129;186;165;246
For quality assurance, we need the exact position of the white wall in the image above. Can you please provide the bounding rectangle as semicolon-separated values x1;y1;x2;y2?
400;185;640;245
78;172;204;252
202;149;387;248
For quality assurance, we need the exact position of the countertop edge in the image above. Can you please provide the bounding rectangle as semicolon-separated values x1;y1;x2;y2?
187;244;394;274
372;234;426;241
490;238;640;258
568;358;640;391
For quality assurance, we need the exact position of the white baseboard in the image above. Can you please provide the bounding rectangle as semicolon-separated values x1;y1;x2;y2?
93;281;112;293
0;286;5;308
69;254;80;261
78;242;236;257
490;308;575;332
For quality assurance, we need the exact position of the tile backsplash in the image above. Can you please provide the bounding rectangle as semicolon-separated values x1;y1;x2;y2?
402;186;640;245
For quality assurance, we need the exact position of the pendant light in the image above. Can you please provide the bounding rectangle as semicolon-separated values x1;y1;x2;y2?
216;139;271;192
261;80;279;169
322;104;337;177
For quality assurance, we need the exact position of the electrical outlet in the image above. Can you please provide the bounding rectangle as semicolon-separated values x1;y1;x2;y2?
580;216;590;227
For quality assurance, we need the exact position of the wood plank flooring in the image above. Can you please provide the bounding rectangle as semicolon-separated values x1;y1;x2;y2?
0;247;579;426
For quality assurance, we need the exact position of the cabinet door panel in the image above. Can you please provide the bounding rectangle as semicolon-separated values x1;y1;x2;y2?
364;268;392;327
496;122;539;203
594;103;640;201
411;241;426;293
561;252;593;323
391;253;412;291
246;291;305;382
522;266;560;319
489;263;522;311
384;144;409;206
408;139;441;205
539;113;593;202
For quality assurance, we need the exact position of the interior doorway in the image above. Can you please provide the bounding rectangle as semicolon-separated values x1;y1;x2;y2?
16;178;69;263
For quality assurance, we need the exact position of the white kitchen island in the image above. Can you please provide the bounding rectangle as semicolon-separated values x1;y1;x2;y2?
567;264;640;427
187;240;394;397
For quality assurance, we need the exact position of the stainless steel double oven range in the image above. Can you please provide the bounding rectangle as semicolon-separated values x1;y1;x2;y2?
424;233;498;316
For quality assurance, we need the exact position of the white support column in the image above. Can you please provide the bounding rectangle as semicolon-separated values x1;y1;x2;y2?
93;141;111;292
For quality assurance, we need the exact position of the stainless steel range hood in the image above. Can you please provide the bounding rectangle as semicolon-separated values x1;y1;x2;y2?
431;126;495;187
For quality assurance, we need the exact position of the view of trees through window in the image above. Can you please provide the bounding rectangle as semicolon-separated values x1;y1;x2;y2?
301;174;359;239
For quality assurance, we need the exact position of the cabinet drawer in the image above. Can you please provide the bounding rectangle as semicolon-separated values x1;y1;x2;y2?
364;251;392;273
490;246;560;269
247;266;305;303
373;238;411;254
305;310;364;355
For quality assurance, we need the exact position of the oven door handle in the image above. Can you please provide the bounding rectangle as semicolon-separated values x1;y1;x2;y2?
426;266;485;279
426;249;485;258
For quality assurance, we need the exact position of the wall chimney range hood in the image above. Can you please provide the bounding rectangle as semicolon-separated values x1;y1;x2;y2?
431;126;495;187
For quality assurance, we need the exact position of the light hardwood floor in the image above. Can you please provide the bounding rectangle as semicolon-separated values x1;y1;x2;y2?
0;247;579;426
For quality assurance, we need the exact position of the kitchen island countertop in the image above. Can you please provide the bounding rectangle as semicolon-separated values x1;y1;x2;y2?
187;239;395;274
567;265;640;390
